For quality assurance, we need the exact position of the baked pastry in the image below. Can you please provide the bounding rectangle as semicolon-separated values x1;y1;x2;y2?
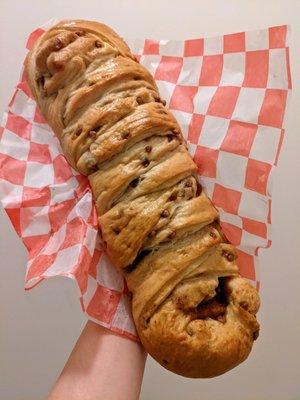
25;19;260;378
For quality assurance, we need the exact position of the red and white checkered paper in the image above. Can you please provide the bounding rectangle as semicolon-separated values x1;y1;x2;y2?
0;22;291;341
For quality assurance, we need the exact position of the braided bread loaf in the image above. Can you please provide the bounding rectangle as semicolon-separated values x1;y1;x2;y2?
25;20;260;378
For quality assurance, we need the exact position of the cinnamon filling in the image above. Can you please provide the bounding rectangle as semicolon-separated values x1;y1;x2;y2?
196;299;227;320
195;278;228;321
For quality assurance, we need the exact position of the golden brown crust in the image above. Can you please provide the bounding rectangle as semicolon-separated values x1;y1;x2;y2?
25;19;260;378
140;278;259;378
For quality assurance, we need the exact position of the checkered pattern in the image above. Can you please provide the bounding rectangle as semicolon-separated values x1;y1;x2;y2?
0;23;291;341
128;24;291;289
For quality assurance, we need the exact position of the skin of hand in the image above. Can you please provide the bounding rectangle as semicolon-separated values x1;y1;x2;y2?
47;320;147;400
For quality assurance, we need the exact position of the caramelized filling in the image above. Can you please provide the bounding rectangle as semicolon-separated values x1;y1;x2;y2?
196;299;226;320
195;278;228;321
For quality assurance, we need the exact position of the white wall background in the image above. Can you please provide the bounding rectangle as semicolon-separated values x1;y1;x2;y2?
0;0;300;399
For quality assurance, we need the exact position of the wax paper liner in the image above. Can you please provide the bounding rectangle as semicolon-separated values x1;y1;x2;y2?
0;20;292;341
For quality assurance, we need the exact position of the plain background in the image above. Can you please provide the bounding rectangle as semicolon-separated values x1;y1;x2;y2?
0;0;300;399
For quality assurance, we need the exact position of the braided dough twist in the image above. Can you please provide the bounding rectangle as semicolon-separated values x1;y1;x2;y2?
25;20;260;378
